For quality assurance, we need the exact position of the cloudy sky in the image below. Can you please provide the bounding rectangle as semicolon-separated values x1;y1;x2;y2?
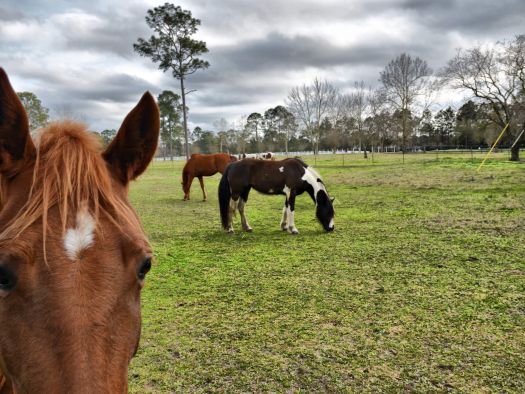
1;0;524;132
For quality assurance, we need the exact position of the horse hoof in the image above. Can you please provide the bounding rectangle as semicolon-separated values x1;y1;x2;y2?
288;228;299;235
244;227;253;232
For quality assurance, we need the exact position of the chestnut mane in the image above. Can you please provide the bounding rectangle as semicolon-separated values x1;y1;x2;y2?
0;121;138;255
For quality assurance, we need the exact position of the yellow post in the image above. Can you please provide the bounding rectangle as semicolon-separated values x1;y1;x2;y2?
476;123;509;172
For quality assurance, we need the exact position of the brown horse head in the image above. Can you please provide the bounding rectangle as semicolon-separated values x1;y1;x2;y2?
0;68;159;393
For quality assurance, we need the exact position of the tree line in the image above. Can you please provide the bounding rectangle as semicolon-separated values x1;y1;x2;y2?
15;2;525;161
149;30;524;161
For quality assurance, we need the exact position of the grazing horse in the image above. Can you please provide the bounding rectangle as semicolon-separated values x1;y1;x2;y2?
182;153;236;201
218;158;335;234
0;68;159;393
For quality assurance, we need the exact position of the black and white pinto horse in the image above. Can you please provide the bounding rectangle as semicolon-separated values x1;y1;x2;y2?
218;158;335;234
236;152;275;160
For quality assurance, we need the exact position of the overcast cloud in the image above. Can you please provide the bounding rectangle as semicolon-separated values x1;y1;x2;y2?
1;0;524;131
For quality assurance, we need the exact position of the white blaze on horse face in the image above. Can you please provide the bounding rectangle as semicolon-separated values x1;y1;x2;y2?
64;206;95;260
329;217;334;229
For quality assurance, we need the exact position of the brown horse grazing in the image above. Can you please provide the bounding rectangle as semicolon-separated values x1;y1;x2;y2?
0;68;159;393
218;158;335;234
182;153;236;201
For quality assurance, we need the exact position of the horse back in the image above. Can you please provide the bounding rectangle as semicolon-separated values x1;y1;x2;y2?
227;158;304;194
185;153;233;177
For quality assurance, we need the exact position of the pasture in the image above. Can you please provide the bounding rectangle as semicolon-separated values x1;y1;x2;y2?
128;153;524;393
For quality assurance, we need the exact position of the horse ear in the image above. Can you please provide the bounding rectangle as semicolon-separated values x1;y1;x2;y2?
330;197;335;203
103;92;160;185
0;68;36;178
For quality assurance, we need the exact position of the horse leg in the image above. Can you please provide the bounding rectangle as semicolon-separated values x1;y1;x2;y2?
184;175;194;200
198;176;207;201
287;190;299;234
280;198;288;231
238;187;252;232
227;194;238;233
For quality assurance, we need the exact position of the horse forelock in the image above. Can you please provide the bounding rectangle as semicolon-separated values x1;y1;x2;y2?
0;121;138;257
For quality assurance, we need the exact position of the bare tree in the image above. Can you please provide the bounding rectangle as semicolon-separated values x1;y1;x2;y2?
235;115;251;154
344;81;371;157
287;77;339;153
441;36;525;161
366;88;389;152
214;118;229;152
380;53;433;157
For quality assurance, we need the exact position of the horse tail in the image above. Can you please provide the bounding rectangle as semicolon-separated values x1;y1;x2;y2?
218;164;232;229
181;165;189;186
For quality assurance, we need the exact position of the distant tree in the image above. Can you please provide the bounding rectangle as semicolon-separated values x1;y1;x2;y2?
246;112;264;152
157;90;182;159
441;35;525;160
391;108;415;149
434;107;456;146
217;131;228;152
320;118;340;152
263;106;296;153
366;89;389;152
194;130;217;153
456;100;479;147
418;109;435;147
134;3;209;160
380;53;433;157
214;118;229;152
100;129;117;147
287;78;339;154
17;92;50;131
192;126;203;142
345;81;371;157
233;116;251;154
226;128;238;153
279;107;297;155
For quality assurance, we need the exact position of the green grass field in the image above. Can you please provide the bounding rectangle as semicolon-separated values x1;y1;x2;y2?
128;152;525;393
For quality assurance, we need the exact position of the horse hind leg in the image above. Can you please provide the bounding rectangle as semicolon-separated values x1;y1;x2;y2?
287;190;299;234
280;199;288;231
238;199;252;232
198;176;207;201
226;196;237;233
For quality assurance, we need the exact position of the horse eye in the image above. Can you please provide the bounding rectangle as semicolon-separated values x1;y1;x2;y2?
137;257;152;281
0;266;17;293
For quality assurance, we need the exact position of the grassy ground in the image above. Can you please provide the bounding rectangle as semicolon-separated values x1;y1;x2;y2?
128;152;525;393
